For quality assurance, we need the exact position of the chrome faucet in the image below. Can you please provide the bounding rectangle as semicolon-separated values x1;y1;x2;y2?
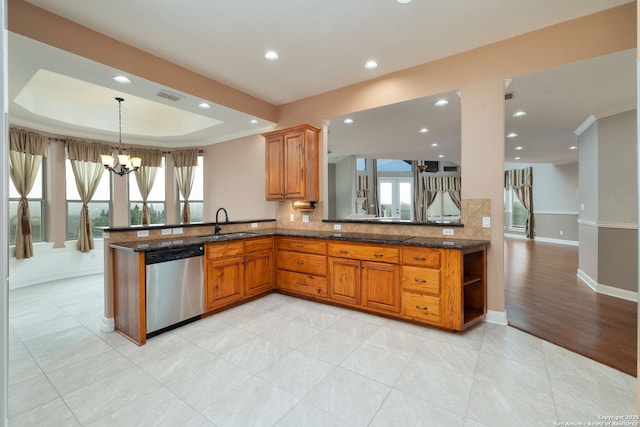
214;207;229;234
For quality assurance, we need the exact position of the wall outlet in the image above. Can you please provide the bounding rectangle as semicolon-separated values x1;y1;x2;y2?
302;215;310;223
251;222;258;228
290;213;295;222
482;217;491;228
172;227;183;235
443;229;454;236
137;230;149;237
580;203;585;211
334;224;342;230
161;229;172;236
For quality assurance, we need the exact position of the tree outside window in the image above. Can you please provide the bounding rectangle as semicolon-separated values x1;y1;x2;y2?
179;155;204;222
129;157;166;225
9;165;44;245
65;159;111;240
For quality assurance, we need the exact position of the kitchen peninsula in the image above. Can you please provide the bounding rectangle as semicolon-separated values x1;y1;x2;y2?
105;221;488;345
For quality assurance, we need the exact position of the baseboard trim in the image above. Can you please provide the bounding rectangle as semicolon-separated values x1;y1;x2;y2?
577;269;638;302
485;310;508;325
504;233;578;246
101;317;115;333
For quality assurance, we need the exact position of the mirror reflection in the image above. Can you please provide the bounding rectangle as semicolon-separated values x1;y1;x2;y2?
326;90;461;223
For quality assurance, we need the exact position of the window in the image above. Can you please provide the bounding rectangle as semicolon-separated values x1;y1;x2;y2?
9;163;44;245
65;159;111;240
379;178;413;220
426;191;461;222
129;157;166;225
179;155;204;222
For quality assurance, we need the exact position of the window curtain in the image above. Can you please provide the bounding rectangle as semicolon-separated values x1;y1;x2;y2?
356;174;369;214
173;150;198;223
371;159;380;217
422;175;462;219
67;139;112;252
9;128;48;259
412;161;423;222
505;167;534;238
130;148;163;225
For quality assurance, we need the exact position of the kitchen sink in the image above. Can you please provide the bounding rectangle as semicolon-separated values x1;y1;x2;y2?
201;231;260;241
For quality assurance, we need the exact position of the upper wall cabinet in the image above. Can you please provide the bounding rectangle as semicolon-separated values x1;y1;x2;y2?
263;124;320;201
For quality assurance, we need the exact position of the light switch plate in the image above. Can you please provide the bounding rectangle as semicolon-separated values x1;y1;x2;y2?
482;217;491;228
334;224;342;230
443;229;454;236
289;214;295;222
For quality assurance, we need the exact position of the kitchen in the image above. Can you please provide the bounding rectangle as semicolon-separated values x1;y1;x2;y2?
4;0;639;425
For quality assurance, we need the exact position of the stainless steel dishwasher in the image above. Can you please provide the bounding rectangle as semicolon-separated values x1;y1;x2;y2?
145;245;204;336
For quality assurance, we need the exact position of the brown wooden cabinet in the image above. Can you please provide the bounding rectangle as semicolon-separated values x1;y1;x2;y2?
276;237;328;298
205;237;274;310
263;125;320;201
401;247;443;326
328;242;401;314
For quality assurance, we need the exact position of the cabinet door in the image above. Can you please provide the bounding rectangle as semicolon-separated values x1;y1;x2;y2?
328;257;361;305
362;261;400;313
245;250;273;297
283;131;306;199
206;256;244;310
265;135;284;200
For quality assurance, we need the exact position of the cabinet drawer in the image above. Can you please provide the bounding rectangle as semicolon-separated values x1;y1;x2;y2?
277;251;327;276
402;292;441;323
206;241;244;260
328;243;399;264
245;237;273;253
402;247;441;269
278;237;326;255
277;270;327;297
402;266;440;295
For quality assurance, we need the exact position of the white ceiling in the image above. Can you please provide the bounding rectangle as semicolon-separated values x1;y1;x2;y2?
9;0;636;160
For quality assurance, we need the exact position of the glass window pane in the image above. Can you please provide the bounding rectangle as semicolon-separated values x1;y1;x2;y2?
67;201;110;240
129;157;165;202
130;202;165;225
427;193;443;221
9;200;43;245
181;201;203;222
66;159;110;201
377;159;412;172
379;182;392;217
442;192;460;219
511;190;527;228
399;181;412;220
356;158;366;171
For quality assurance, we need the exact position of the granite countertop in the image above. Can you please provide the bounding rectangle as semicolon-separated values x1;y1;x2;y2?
110;228;489;252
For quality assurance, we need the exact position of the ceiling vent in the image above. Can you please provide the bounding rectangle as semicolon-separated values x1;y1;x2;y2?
156;89;184;102
505;92;514;100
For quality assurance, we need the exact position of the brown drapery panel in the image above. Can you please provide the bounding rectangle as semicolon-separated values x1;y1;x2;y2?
371;159;380;217
9;128;48;259
67;139;112;252
412;161;422;222
130;148;163;225
173;150;198;223
505;167;534;238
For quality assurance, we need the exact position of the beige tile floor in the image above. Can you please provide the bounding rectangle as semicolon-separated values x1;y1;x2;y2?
7;274;638;426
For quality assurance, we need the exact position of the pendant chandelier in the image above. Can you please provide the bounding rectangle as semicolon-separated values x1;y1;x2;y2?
101;97;142;176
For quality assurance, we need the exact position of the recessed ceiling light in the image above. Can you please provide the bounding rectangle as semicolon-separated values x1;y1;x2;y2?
397;0;413;3
507;132;518;138
514;156;521;160
343;118;354;124
512;111;527;117
514;146;523;150
569;146;578;150
250;119;259;124
430;143;439;147
438;154;445;158
265;51;279;61
435;99;449;107
198;102;211;109
364;60;378;70
113;75;131;84
419;128;428;133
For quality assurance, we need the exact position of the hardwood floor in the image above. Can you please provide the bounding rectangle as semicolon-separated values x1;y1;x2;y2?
504;238;637;376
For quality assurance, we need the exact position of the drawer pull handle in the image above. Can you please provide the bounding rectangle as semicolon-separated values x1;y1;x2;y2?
415;305;429;311
339;250;349;254
296;245;304;248
414;278;427;283
296;261;305;265
414;257;426;261
297;281;309;287
374;253;384;258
